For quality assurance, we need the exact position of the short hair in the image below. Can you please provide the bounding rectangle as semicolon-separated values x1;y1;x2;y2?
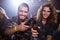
18;3;29;11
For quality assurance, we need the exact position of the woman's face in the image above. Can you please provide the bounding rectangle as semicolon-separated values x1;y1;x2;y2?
42;7;51;19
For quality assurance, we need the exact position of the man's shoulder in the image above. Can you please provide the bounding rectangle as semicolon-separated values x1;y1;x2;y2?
5;16;18;25
11;16;18;20
4;16;18;28
11;16;18;21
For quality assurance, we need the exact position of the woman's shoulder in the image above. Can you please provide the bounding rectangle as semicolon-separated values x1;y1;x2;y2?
50;23;58;30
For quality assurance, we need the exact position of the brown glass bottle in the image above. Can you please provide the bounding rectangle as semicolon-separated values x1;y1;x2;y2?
24;18;34;26
33;24;38;30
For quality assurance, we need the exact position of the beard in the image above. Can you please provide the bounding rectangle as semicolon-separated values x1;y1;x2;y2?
18;16;28;22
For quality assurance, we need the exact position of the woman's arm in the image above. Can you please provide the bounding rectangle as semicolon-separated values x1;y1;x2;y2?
46;35;52;40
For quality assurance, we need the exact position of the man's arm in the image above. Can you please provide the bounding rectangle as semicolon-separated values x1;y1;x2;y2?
5;22;29;35
5;26;18;35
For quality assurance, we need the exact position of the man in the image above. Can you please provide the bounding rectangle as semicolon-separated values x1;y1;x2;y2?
4;3;31;40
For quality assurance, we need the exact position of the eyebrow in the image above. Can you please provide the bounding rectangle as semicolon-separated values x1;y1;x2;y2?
43;10;50;12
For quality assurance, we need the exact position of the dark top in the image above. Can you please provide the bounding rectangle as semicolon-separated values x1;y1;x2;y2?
2;16;58;40
4;16;31;40
38;22;58;40
0;16;7;37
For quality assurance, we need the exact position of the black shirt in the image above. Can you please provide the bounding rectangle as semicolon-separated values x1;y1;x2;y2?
38;22;58;40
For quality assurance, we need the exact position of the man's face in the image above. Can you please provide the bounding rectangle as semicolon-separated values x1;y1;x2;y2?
18;6;28;20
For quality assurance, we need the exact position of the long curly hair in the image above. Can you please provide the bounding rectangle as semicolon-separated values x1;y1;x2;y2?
0;7;9;19
36;3;57;24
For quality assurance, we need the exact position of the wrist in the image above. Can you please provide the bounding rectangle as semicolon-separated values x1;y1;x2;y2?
13;26;18;32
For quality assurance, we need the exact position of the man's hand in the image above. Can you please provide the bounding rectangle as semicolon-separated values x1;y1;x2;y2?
17;22;29;31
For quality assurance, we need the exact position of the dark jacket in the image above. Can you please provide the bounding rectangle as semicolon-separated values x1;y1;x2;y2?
38;22;58;40
4;16;31;40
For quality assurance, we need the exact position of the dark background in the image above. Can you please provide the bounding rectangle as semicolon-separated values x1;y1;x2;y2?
0;0;60;23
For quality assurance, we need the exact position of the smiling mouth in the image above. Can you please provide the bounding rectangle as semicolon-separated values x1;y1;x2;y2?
19;14;26;17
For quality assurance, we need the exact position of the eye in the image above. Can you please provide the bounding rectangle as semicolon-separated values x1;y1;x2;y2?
19;10;28;13
24;11;28;13
19;10;23;12
47;11;50;12
43;10;50;12
43;10;46;12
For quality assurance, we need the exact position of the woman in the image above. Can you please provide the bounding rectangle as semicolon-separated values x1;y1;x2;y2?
31;4;58;40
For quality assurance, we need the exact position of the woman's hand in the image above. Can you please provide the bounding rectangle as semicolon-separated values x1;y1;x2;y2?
31;28;39;37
